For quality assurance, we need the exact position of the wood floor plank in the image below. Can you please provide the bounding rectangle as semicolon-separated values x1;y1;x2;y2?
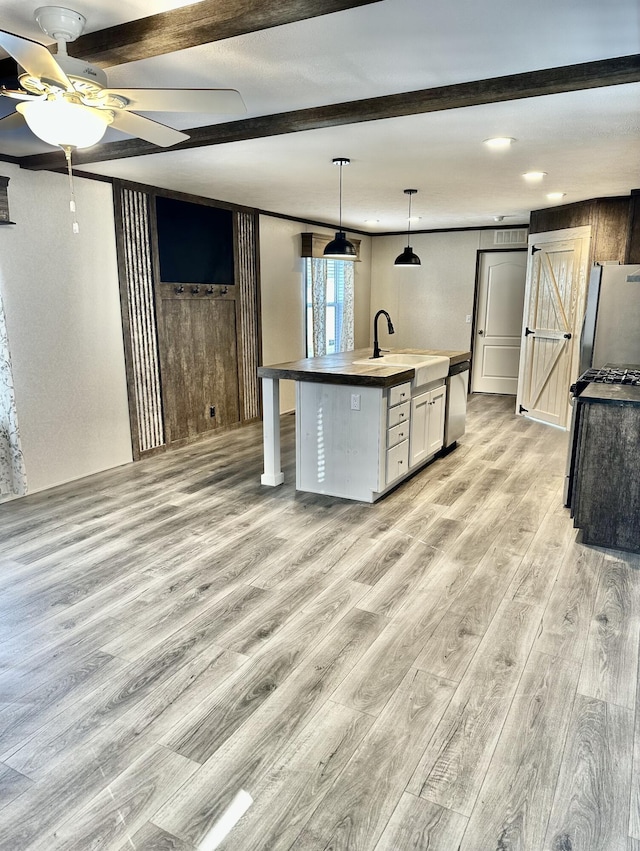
506;511;575;605
543;694;634;851
413;610;483;682
0;650;126;761
534;542;604;662
578;557;640;710
329;587;449;716
214;700;374;851
118;823;194;850
357;517;464;618
152;607;387;845
373;792;468;851
4;641;245;779
35;745;198;851
289;668;456;851
459;650;581;851
162;580;375;764
630;689;640;841
408;598;543;816
0;762;31;811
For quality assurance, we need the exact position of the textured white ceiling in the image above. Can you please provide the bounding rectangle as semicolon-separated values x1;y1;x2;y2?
0;0;639;230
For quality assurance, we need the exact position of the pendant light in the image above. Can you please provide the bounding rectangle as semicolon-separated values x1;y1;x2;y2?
324;157;356;260
394;188;421;267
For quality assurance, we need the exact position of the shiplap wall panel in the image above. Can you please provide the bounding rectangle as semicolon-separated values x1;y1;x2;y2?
119;187;165;453
237;211;261;420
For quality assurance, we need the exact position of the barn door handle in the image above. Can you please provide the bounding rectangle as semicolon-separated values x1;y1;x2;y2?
563;332;572;339
525;327;534;336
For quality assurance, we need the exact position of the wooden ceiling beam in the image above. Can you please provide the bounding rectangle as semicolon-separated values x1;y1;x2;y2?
0;0;383;75
19;54;640;171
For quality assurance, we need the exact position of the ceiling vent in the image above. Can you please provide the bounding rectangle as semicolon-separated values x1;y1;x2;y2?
494;229;528;245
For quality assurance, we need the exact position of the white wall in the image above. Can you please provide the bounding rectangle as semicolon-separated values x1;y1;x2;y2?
370;229;528;352
0;163;132;496
259;214;371;412
370;230;482;352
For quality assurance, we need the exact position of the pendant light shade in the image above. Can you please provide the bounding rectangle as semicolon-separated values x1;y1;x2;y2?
324;157;356;261
394;188;421;267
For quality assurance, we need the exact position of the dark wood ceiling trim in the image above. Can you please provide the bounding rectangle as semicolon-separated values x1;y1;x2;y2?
0;0;383;76
18;54;640;171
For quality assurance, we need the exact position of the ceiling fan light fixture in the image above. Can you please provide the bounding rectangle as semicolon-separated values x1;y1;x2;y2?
324;157;356;261
16;98;111;148
394;189;421;267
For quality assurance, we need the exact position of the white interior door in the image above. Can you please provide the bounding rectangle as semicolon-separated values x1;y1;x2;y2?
471;251;527;394
516;227;591;428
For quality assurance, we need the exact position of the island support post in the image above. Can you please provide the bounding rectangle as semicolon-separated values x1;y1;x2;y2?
260;376;285;486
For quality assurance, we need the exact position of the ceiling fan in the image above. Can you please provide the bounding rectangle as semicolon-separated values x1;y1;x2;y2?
0;5;246;151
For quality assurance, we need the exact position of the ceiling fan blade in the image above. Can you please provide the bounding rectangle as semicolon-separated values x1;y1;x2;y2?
0;110;26;131
103;88;246;115
110;109;189;148
0;29;71;91
1;87;46;101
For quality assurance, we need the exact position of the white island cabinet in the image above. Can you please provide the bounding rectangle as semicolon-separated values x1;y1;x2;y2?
296;376;447;503
257;347;470;503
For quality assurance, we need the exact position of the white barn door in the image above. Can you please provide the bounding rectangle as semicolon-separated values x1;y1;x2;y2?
516;227;591;428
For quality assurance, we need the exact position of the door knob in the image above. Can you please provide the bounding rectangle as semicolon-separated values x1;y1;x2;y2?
478;329;484;335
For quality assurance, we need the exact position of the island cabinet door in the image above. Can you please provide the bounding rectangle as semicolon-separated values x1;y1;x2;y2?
410;384;446;467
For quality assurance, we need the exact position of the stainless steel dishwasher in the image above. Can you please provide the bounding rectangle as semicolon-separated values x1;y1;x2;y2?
444;360;470;448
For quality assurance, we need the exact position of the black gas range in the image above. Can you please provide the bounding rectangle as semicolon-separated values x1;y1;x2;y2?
565;363;640;508
570;364;640;397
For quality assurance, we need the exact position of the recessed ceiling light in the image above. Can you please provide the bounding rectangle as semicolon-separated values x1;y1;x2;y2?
364;219;380;224
483;137;516;150
493;216;505;222
408;216;422;223
523;171;547;181
546;192;567;201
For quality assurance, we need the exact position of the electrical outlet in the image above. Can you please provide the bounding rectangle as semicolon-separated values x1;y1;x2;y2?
466;314;472;323
350;393;361;411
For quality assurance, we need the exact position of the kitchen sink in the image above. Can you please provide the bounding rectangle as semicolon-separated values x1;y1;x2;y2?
353;353;450;387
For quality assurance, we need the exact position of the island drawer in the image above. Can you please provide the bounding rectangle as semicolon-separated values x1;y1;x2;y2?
387;421;409;448
386;439;409;484
388;400;410;428
389;382;411;407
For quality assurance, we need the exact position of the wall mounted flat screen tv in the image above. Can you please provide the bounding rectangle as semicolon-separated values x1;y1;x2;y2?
156;196;234;285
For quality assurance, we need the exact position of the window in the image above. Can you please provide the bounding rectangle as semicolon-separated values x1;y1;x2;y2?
305;258;354;357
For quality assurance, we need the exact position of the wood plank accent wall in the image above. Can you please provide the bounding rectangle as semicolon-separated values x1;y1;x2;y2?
114;185;165;458
529;197;631;266
114;182;262;458
236;211;261;421
626;189;640;264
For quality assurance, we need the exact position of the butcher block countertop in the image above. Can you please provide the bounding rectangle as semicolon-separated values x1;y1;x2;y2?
258;348;471;388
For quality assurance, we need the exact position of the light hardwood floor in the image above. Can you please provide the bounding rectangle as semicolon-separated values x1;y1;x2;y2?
1;393;639;850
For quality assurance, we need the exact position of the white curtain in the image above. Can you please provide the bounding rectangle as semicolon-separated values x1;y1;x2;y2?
339;261;355;352
0;293;26;497
310;258;327;357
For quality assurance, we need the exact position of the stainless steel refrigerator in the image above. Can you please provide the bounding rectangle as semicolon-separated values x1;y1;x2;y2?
579;263;640;373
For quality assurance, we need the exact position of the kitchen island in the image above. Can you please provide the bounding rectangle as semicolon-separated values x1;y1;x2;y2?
258;347;471;502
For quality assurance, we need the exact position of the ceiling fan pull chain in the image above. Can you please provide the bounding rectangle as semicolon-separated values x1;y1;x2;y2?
63;145;79;234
